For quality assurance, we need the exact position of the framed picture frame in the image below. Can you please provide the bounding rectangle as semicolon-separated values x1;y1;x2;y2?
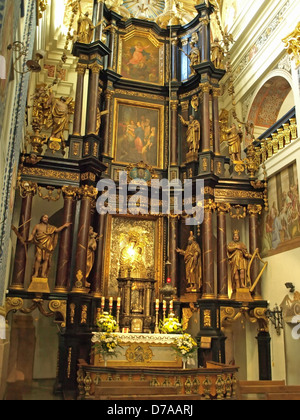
112;98;164;169
118;30;165;85
261;159;300;257
103;215;164;298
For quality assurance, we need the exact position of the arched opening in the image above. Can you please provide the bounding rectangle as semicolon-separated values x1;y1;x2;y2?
247;75;294;143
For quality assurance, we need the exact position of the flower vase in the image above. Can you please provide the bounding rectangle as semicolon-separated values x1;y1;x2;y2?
103;354;107;367
182;358;187;369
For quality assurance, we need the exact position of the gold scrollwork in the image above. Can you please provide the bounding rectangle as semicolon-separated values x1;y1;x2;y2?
125;344;153;364
5;297;66;328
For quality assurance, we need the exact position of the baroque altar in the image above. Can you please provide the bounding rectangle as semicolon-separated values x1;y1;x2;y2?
5;0;276;399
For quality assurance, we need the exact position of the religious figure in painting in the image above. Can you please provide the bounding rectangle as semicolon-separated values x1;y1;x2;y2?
176;231;202;291
119;231;147;278
227;230;252;291
116;105;159;167
27;215;72;279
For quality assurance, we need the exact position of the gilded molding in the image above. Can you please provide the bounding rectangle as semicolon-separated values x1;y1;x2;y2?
21;166;80;182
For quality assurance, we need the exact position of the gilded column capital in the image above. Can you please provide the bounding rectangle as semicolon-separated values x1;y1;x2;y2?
76;63;88;75
62;185;79;199
216;202;231;214
180;101;189;111
212;87;221;97
19;180;38;198
170;100;179;110
200;17;209;26
204;199;217;212
88;62;103;74
248;204;263;216
78;185;98;200
199;82;211;94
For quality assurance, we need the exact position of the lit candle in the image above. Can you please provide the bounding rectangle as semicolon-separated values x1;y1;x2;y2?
156;299;159;310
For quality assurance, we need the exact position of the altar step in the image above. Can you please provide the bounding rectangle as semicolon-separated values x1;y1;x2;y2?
237;380;300;400
94;381;200;400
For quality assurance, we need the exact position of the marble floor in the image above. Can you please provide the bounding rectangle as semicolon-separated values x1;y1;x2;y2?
4;379;63;400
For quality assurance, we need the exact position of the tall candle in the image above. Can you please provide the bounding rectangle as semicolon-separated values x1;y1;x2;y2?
156;299;159;310
101;297;105;308
169;300;173;311
117;297;121;308
163;300;166;310
109;297;113;307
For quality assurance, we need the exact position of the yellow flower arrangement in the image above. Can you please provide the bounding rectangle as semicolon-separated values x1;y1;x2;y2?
159;313;183;334
172;333;198;359
92;332;122;357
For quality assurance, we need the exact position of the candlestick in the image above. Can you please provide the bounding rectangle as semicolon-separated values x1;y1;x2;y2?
154;305;160;334
109;297;113;314
101;297;105;314
116;300;120;333
169;300;173;316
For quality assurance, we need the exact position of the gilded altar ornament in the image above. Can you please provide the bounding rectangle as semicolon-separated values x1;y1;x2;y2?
104;0;131;20
155;0;188;28
23;215;72;287
227;230;252;293
224;123;243;162
179;114;201;161
219;109;229;144
176;231;202;292
289;118;298;140
49;96;75;150
211;38;225;69
76;10;100;44
245;144;259;178
227;230;268;301
282;22;300;67
86;227;99;288
119;231;147;278
180;41;201;76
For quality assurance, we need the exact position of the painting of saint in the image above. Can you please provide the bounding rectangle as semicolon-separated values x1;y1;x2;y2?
120;35;162;84
114;101;163;168
261;162;300;256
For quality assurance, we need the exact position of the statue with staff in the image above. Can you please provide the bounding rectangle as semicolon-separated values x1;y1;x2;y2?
227;230;268;301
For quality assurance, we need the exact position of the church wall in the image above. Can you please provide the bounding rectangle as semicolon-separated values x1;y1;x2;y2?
260;138;300;383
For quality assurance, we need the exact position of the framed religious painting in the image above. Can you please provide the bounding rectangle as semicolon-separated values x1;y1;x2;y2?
112;98;164;169
103;215;164;298
261;160;300;257
118;30;165;85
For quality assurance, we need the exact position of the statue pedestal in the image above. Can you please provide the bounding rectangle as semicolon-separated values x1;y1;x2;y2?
27;277;50;294
233;288;253;302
